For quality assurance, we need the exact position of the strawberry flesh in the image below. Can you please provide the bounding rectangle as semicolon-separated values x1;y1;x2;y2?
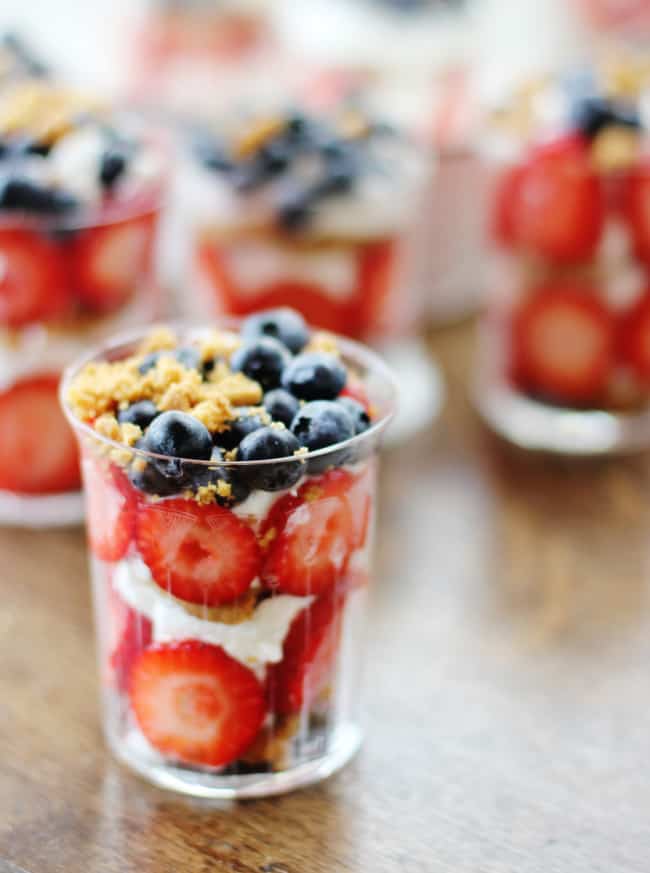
130;640;266;767
0;375;80;494
83;459;136;562
511;285;615;405
267;593;345;715
261;468;370;597
136;498;261;606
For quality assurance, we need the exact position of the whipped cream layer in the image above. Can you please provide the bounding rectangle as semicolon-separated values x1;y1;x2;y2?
113;555;312;673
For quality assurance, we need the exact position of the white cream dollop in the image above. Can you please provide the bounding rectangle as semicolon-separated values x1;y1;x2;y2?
113;555;312;672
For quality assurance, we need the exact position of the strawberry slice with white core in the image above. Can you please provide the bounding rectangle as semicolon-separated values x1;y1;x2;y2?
72;212;155;314
512;285;615;404
0;375;80;494
507;135;605;263
267;593;344;716
130;640;266;767
136;499;261;606
262;469;367;597
0;229;70;327
82;459;136;562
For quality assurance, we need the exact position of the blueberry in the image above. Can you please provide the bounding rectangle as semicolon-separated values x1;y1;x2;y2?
14;136;51;157
231;161;267;192
175;346;202;370
194;137;233;173
276;188;313;231
142;412;213;480
572;96;640;139
218;408;266;451
231;338;290;391
263;388;300;428
282;352;346;401
99;148;127;189
291;400;355;451
318;144;357;196
0;176;78;214
117;400;161;430
242;308;309;354
259;139;292;175
129;456;184;497
238;426;303;491
195;447;251;506
138;347;201;375
337;396;370;435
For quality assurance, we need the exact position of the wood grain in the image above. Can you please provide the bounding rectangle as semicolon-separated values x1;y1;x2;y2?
2;321;650;873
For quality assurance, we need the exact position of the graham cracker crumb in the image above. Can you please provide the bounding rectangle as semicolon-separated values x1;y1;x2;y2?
200;330;242;362
138;326;178;354
241;715;301;771
191;397;233;432
179;587;259;624
120;422;143;446
193;479;233;506
234;116;286;158
208;372;262;406
259;526;277;549
94;414;121;441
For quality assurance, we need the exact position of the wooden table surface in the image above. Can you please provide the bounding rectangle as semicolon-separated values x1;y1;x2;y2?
2;321;650;873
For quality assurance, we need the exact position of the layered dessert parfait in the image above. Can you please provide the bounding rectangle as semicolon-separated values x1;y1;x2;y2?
182;107;428;341
272;0;479;324
0;77;165;521
62;308;395;797
476;71;650;452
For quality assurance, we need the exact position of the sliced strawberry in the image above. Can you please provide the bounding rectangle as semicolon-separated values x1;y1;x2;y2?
195;241;355;335
261;469;367;597
619;289;650;383
491;164;525;248
355;239;398;336
266;593;345;716
0;375;80;494
71;212;156;315
130;640;266;767
622;160;650;264
506;135;605;263
82;458;136;562
136;498;261;606
108;587;152;693
0;228;70;327
512;285;615;405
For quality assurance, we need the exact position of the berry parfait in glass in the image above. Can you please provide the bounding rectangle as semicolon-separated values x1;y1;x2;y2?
475;72;650;454
62;308;396;798
177;106;441;442
0;78;165;524
271;0;484;325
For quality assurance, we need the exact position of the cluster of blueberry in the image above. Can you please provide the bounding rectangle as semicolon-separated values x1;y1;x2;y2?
123;309;372;500
195;112;393;231
571;94;641;139
0;121;134;218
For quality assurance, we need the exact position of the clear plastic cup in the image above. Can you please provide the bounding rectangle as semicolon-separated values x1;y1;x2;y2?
61;322;397;799
0;149;165;526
